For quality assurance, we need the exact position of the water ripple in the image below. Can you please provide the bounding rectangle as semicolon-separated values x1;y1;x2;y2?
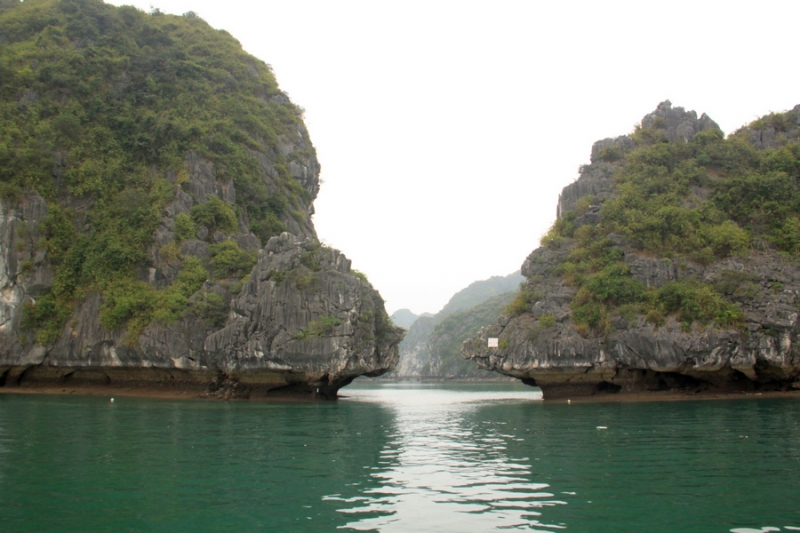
329;385;560;532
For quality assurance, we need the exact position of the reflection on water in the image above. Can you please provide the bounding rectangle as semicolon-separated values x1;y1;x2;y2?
330;384;563;532
1;384;799;532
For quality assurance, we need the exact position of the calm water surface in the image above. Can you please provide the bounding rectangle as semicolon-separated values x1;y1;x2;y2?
0;382;798;532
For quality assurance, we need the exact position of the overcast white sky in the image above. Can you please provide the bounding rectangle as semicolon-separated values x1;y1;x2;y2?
108;0;800;316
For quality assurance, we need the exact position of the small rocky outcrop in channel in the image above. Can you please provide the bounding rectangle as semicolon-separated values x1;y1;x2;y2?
463;101;800;399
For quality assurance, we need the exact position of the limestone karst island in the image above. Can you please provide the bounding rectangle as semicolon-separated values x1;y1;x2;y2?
0;0;402;399
1;0;799;402
4;3;800;532
463;102;800;399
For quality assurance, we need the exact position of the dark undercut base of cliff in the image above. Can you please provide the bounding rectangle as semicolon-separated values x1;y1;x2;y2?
462;103;800;400
0;365;363;401
521;366;800;400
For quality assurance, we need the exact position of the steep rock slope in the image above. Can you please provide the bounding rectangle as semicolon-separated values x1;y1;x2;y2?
395;272;523;379
389;308;420;330
464;102;800;398
0;0;401;397
426;292;517;379
394;315;437;377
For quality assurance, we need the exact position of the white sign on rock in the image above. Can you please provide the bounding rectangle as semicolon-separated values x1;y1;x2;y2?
487;337;499;348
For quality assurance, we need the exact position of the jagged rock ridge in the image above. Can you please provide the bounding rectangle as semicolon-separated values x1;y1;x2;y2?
390;309;420;330
393;272;523;379
463;102;800;398
0;1;401;398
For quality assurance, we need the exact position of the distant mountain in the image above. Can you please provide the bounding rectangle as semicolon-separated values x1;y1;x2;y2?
391;271;523;380
390;309;419;329
438;272;525;317
427;292;517;379
393;316;437;376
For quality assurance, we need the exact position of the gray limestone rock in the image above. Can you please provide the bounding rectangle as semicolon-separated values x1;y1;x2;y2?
463;103;800;399
0;216;401;397
746;104;800;150
394;316;437;377
0;194;53;365
186;153;215;203
557;163;617;219
0;134;394;400
641;100;719;143
558;101;720;222
590;136;635;164
0;13;392;399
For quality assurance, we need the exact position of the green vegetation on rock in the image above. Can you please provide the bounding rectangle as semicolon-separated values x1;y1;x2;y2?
209;240;256;278
191;197;238;235
1;0;314;341
539;107;800;334
395;272;523;379
429;292;517;377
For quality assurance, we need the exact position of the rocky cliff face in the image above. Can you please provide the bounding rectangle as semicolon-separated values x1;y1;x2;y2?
393;272;523;379
463;102;800;398
394;316;437;377
389;309;421;330
424;292;517;380
0;2;401;398
0;151;401;399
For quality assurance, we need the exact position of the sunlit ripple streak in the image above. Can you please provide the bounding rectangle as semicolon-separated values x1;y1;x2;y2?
325;385;564;532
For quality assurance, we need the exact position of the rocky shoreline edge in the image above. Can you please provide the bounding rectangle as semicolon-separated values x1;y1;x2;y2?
2;372;799;404
0;366;360;401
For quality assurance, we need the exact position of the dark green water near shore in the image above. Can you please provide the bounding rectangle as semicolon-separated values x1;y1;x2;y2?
1;382;798;532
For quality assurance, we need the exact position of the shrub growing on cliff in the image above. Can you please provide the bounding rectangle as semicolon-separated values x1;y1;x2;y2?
299;243;324;271
655;281;743;330
308;315;342;336
288;268;317;291
597;145;624;163
539;314;556;328
21;292;72;345
570;263;646;334
2;0;316;344
210;240;257;278
541;111;800;334
190;197;238;236
702;221;750;257
505;289;537;316
99;256;209;337
99;278;157;335
351;270;369;283
191;291;228;328
175;213;196;241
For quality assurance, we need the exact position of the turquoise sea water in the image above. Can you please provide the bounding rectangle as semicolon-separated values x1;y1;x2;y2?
0;382;799;532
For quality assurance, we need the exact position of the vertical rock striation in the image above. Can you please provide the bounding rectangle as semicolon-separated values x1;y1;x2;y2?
463;102;800;398
0;2;401;397
0;154;401;398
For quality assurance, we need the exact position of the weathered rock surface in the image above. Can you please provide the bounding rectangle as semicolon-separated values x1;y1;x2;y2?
394;316;436;377
0;102;398;401
1;219;401;397
0;2;402;398
746;104;800;150
463;102;800;398
392;272;523;380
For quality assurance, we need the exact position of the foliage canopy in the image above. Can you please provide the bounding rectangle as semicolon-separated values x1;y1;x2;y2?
539;107;800;334
1;0;312;341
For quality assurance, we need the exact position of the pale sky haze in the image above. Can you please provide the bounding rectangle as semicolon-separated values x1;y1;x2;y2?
107;0;800;316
